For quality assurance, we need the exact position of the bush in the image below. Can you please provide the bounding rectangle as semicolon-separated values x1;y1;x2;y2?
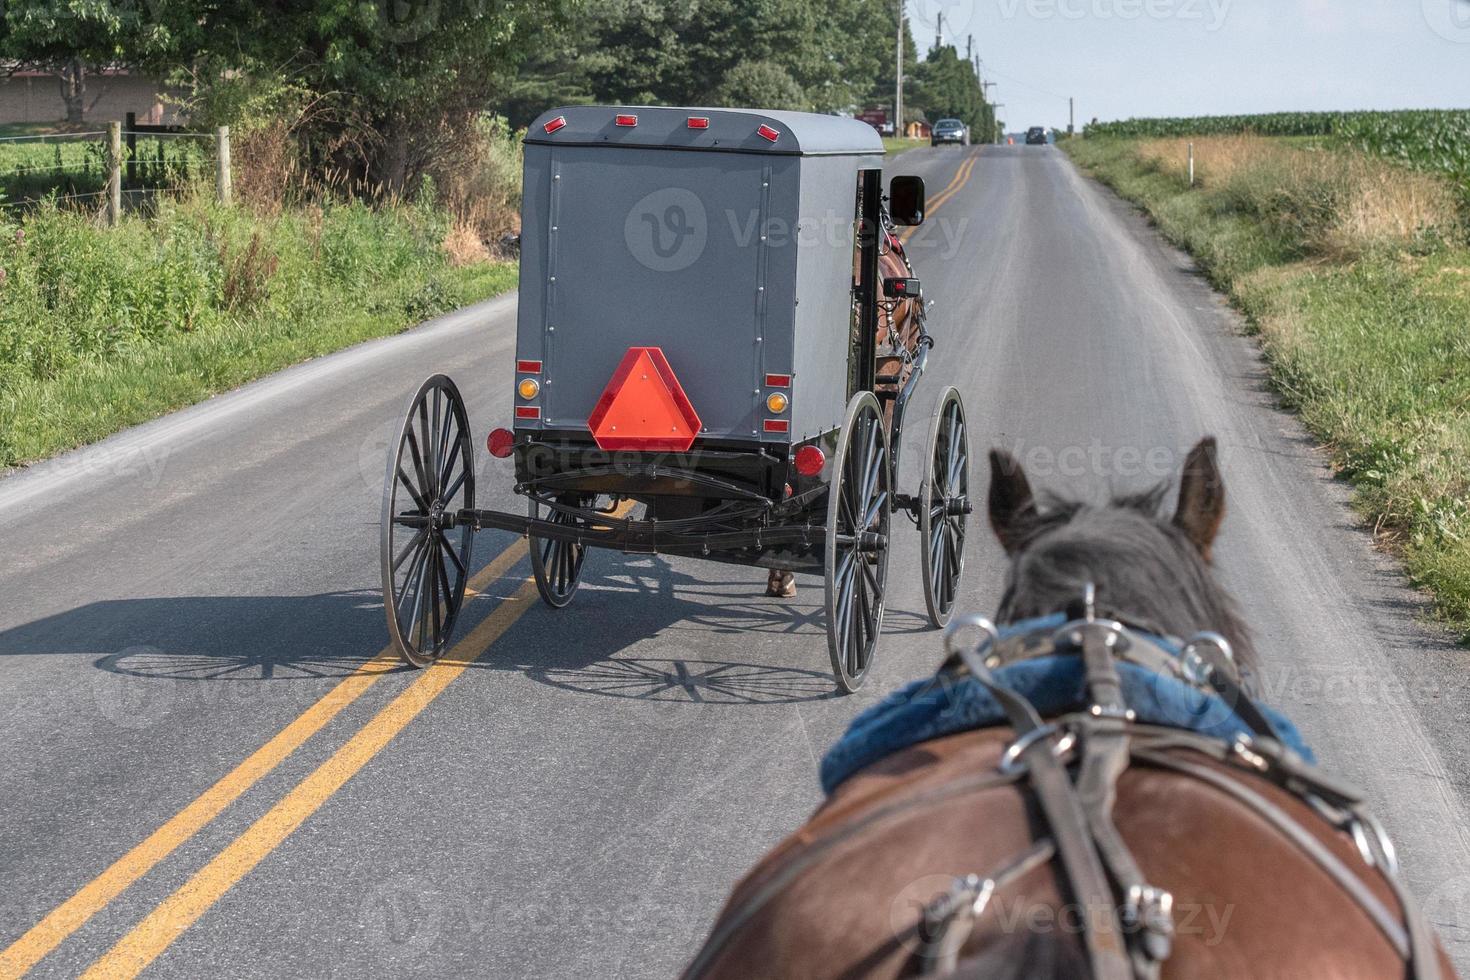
425;113;524;247
0;191;514;465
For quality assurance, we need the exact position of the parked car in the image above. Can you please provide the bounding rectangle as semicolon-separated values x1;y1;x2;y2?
1026;126;1048;145
931;119;970;146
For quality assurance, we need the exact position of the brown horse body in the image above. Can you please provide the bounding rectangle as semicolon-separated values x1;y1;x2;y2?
703;439;1453;978
688;727;1440;978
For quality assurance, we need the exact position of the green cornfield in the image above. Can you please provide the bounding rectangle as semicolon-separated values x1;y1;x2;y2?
1085;110;1470;191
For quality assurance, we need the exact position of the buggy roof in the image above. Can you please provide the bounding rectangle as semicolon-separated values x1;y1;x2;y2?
525;105;883;157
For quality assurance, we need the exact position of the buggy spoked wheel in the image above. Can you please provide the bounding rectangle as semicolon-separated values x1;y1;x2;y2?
920;387;971;628
529;495;587;608
825;392;891;693
380;375;475;668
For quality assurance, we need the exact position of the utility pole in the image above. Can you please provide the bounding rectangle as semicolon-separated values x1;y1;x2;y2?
894;0;903;139
1069;97;1075;136
966;34;973;64
936;11;944;51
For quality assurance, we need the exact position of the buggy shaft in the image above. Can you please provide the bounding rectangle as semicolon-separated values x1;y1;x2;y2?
452;508;887;557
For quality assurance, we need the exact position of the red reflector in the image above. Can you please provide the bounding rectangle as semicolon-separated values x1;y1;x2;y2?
687;116;710;129
765;373;791;388
543;115;566;134
794;445;826;477
588;347;702;452
516;359;542;374
615;114;638;127
764;419;789;433
515;406;540;420
757;124;780;143
487;428;515;458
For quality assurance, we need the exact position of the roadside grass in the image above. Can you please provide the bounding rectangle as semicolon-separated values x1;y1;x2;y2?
0;127;208;202
0;194;516;466
1064;136;1470;640
883;136;927;155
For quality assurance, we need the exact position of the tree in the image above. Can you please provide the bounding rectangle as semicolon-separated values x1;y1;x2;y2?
0;0;162;124
911;45;988;134
512;0;896;117
712;61;806;110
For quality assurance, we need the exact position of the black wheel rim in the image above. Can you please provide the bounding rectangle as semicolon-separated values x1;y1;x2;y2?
825;395;890;692
922;389;969;627
380;375;475;667
530;497;586;608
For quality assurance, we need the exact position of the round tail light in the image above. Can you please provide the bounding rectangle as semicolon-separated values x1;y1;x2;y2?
487;428;515;459
794;445;826;477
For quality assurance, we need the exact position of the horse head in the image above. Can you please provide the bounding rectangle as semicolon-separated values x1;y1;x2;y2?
985;436;1257;680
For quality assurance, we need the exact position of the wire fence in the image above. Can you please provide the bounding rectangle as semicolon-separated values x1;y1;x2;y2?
0;123;229;221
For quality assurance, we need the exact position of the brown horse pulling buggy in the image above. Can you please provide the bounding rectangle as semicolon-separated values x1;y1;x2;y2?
683;440;1454;979
380;106;971;691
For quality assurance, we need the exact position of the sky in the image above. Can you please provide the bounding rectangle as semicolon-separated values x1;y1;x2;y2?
904;0;1470;131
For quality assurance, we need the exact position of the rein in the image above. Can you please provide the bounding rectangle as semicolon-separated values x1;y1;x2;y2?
924;587;1441;980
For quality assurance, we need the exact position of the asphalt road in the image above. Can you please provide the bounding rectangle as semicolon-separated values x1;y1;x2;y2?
3;144;1470;978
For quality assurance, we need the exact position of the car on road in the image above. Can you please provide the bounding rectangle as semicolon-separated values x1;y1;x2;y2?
1026;126;1048;145
931;118;970;146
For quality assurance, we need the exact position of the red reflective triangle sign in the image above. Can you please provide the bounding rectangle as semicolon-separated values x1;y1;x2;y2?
588;347;702;452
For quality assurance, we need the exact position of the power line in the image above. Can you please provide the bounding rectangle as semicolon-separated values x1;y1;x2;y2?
980;63;1071;103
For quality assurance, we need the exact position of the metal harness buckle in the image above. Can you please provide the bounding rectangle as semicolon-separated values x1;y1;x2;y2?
998;723;1078;776
1348;810;1401;875
1123;883;1176;961
923;873;997;927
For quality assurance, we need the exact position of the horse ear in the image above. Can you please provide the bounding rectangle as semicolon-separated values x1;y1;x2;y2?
1174;437;1225;560
988;449;1037;555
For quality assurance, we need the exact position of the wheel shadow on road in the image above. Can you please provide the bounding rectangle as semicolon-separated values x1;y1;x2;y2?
462;552;935;707
0;552;932;708
0;589;395;681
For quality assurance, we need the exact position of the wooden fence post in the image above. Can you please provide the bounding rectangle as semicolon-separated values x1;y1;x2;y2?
216;126;231;205
124;111;137;189
107;121;122;226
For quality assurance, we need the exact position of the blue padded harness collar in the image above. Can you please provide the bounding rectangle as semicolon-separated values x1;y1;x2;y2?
820;615;1313;795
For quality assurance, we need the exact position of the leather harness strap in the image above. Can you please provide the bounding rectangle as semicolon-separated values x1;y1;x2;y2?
1072;624;1173;978
938;610;1442;980
955;640;1135;980
918;839;1058;975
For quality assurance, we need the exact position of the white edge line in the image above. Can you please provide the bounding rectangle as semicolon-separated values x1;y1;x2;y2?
0;292;519;515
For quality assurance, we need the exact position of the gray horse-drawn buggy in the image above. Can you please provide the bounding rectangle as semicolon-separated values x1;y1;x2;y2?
380;106;972;691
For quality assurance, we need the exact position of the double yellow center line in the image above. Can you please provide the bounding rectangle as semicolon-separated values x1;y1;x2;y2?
898;149;980;245
0;519;567;978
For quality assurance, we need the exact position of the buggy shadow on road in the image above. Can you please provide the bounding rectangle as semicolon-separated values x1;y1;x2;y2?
0;589;390;681
0;551;924;705
470;554;929;707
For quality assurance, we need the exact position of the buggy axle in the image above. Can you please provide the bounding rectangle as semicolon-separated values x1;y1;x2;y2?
452;505;876;558
894;493;972;517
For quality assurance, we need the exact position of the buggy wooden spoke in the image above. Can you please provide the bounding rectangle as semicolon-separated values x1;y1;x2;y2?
381;375;476;667
392;527;428;572
920;388;970;628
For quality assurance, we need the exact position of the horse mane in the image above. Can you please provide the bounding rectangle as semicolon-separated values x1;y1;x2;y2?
993;482;1259;680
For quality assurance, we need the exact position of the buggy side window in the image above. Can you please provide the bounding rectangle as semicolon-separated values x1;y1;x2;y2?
848;169;880;399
